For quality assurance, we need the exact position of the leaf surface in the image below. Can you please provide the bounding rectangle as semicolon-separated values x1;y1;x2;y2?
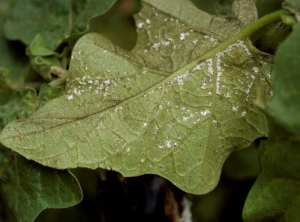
4;0;117;50
0;0;273;194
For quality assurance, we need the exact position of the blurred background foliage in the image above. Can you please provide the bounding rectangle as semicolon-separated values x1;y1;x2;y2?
0;0;287;221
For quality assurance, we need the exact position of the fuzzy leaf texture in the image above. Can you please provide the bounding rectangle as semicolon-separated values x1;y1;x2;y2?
243;22;300;222
0;0;274;194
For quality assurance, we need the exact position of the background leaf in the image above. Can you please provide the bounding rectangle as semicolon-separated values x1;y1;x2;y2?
0;146;82;222
0;86;81;221
242;125;300;222
243;22;300;222
266;23;300;135
0;89;37;130
0;0;31;97
4;0;118;50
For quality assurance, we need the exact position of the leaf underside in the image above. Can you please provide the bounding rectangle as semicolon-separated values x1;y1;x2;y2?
0;0;273;194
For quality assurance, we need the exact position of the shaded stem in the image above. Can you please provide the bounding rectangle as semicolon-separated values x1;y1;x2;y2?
199;9;290;61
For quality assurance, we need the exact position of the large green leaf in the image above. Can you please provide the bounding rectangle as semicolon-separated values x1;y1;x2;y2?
266;23;300;135
0;86;82;222
4;0;117;50
0;0;273;194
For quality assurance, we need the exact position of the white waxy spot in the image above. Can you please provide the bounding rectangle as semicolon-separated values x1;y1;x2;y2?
201;80;207;89
182;116;190;121
162;40;171;46
152;42;161;50
212;120;218;126
216;53;223;95
103;79;110;85
114;107;123;112
158;145;164;149
252;67;259;74
67;94;73;101
171;71;189;85
137;22;144;28
200;109;210;117
241;111;247;117
224;92;231;98
146;19;151;24
165;140;177;149
206;58;213;75
232;106;239;112
180;33;185;40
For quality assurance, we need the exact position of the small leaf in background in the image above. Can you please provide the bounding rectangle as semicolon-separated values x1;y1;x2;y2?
26;34;64;81
28;34;56;56
4;0;118;50
0;0;273;194
266;23;300;135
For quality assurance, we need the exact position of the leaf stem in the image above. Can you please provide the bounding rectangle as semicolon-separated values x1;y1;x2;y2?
199;9;290;61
